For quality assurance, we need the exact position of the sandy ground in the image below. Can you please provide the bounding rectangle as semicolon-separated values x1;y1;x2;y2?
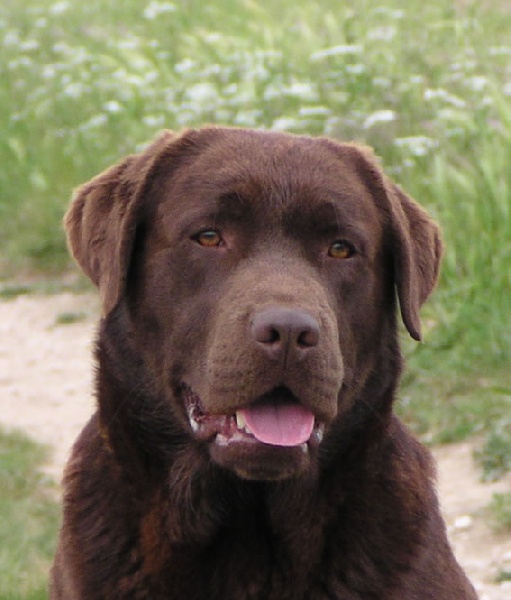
1;292;510;599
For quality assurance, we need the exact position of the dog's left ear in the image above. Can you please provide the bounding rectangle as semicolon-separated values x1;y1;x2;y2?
330;142;443;341
382;178;443;341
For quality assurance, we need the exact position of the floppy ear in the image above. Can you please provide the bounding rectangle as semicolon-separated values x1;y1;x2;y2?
382;178;443;341
329;141;443;341
65;130;176;315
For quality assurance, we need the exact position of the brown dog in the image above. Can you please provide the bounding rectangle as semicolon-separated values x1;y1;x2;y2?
51;127;477;599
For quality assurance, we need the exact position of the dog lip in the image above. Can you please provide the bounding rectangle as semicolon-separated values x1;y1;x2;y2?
181;383;325;447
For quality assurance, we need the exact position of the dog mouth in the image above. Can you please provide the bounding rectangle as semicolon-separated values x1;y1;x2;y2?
183;385;325;451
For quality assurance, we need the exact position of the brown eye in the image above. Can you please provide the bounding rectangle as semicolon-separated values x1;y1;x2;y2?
194;230;223;247
328;240;354;259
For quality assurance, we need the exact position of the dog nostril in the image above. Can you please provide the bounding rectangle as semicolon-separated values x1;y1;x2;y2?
297;327;319;348
254;324;281;345
268;328;281;344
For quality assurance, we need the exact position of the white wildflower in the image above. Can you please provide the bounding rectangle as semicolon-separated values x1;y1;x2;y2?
144;70;159;84
263;83;283;101
143;1;176;20
63;82;85;99
373;77;391;88
223;83;238;96
395;136;438;157
69;47;89;66
311;45;363;60
174;58;196;74
299;106;331;117
4;31;20;46
285;82;318;100
372;7;405;18
80;114;108;131
203;32;222;44
489;46;511;56
363;110;396;129
20;39;40;51
42;64;57;79
142;115;165;128
437;108;469;123
245;63;270;82
117;38;141;51
104;100;122;113
367;26;397;42
271;117;303;131
30;171;48;191
424;88;466;108
226;89;256;106
185;82;218;105
53;42;69;54
466;76;488;92
234;110;262;127
200;64;222;77
346;64;366;75
49;1;69;15
8;57;33;69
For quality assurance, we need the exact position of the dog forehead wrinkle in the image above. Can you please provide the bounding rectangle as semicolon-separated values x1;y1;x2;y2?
154;132;387;238
168;132;320;193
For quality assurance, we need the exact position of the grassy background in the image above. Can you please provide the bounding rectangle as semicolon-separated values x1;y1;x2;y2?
0;429;59;600
1;0;510;596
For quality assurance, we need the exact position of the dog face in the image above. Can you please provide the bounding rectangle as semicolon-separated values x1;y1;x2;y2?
65;127;442;480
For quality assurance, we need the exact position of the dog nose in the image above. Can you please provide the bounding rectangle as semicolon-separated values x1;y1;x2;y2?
251;307;320;364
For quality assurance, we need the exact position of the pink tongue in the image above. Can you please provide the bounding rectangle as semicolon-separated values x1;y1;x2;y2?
239;402;314;447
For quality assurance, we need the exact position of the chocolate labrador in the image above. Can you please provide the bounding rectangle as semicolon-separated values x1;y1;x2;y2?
50;127;477;599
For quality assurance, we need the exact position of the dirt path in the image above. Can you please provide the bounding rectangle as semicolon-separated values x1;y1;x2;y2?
1;292;510;599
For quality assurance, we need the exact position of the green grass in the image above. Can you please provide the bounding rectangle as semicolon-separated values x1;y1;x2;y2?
1;0;511;586
474;420;511;482
0;428;59;599
489;493;511;532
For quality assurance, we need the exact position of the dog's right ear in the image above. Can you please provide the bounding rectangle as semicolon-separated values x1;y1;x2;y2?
65;131;175;316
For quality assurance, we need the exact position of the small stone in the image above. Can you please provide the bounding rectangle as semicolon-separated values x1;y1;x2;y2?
453;515;473;531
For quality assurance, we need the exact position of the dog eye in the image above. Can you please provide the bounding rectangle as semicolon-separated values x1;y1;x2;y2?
328;240;354;259
193;230;223;248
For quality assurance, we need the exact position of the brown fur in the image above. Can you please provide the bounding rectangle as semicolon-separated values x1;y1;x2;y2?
50;127;476;599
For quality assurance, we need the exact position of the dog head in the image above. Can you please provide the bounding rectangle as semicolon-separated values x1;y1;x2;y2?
66;127;442;480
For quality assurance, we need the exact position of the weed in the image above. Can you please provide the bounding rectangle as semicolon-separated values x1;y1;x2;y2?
54;311;87;325
474;420;511;482
0;285;34;299
496;566;511;582
489;492;511;532
0;428;59;598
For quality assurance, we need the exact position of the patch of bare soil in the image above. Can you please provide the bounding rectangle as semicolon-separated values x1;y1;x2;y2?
1;293;510;599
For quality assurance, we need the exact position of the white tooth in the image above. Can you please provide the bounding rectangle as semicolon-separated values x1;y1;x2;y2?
236;410;246;430
316;426;324;443
301;443;309;454
190;419;199;432
245;423;252;435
